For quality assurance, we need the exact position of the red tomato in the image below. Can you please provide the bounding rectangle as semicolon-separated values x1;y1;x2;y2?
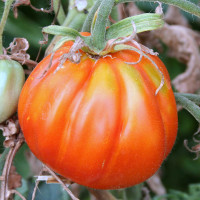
18;38;178;189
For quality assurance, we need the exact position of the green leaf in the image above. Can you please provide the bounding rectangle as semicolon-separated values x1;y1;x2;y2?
106;13;164;40
189;184;200;196
42;25;82;37
175;93;200;105
115;0;200;18
175;93;200;123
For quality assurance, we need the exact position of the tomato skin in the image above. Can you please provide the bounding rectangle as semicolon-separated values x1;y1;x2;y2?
18;41;178;189
0;60;25;123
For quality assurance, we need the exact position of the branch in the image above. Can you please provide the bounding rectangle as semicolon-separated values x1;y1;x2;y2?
0;134;24;200
44;165;79;200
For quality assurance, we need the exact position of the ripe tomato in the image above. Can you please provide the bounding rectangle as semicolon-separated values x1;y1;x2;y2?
18;39;177;189
0;60;25;123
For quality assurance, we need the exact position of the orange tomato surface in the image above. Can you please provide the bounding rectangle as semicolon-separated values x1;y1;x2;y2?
18;39;178;189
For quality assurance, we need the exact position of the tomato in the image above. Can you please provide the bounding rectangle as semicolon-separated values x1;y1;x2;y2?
0;60;25;123
18;40;178;189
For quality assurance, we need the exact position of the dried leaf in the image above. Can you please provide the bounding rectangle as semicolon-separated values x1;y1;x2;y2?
165;6;189;27
126;2;143;16
6;38;30;67
153;24;200;93
10;38;29;52
0;119;20;148
8;165;22;189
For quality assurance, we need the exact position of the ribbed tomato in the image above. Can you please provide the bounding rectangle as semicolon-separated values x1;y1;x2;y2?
18;39;178;189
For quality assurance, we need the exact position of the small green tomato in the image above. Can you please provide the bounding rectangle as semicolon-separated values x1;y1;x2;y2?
0;59;25;123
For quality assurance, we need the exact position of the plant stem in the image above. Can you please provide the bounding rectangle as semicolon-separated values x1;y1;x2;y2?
0;0;14;55
0;137;24;200
0;148;10;175
90;0;115;52
115;0;200;18
53;0;66;25
68;13;87;31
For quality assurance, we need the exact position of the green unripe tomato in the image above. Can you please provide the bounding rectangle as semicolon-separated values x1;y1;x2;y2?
0;60;25;123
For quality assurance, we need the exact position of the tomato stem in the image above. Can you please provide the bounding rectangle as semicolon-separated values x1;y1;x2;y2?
115;0;200;18
0;0;14;55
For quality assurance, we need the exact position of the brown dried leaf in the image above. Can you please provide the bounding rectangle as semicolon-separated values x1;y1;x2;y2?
117;3;128;20
0;119;20;148
126;2;143;16
7;38;30;64
8;38;29;57
125;3;200;93
165;6;189;27
8;166;22;190
153;24;200;93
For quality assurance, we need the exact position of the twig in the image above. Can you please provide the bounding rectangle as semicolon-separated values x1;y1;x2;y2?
31;168;44;200
10;189;26;200
8;55;37;66
30;0;54;13
52;0;62;25
0;54;38;67
89;188;117;200
0;134;24;200
44;165;79;200
35;45;43;63
0;147;13;200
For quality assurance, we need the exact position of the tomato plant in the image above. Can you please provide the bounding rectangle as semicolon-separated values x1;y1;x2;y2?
0;60;25;123
18;39;178;189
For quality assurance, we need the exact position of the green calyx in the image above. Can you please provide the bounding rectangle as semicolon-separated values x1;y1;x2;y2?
43;12;164;55
42;0;200;56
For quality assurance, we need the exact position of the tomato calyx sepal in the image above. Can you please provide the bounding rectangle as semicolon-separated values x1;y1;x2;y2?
42;12;164;55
